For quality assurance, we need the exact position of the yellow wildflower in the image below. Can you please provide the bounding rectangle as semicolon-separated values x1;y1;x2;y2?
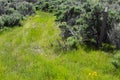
92;72;97;76
89;73;91;76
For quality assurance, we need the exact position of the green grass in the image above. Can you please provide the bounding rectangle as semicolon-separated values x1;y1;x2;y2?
0;11;120;80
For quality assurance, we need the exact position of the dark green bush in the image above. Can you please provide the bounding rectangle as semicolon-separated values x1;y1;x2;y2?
59;22;73;40
111;51;120;69
0;0;8;15
2;12;22;27
66;36;78;49
54;1;120;49
0;0;36;27
5;8;16;15
25;0;38;3
16;1;35;16
0;17;4;28
41;2;50;11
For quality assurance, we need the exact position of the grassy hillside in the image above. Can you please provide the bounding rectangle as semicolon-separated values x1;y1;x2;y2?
0;11;120;80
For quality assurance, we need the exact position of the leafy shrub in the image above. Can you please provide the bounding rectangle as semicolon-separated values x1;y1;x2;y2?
111;52;120;69
16;1;35;16
2;12;22;27
66;36;78;49
41;2;50;11
0;17;4;28
0;0;8;15
108;24;120;48
25;0;38;3
5;8;16;15
53;0;120;49
59;22;73;40
0;0;36;27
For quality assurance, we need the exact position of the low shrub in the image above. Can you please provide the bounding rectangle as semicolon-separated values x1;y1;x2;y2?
2;12;22;27
5;8;16;15
0;17;4;28
16;1;35;16
55;1;120;49
41;2;50;12
0;0;37;27
111;51;120;69
0;0;8;15
66;36;78;49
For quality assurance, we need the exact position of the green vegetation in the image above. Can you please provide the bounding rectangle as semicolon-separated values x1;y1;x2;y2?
0;0;120;48
0;0;120;80
0;0;35;28
0;11;120;80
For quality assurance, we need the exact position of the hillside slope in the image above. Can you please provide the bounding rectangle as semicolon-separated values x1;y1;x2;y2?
0;11;119;80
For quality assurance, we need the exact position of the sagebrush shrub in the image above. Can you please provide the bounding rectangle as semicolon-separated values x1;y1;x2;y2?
0;0;8;15
0;0;36;27
54;0;120;49
0;17;4;28
2;12;22;26
16;1;35;16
